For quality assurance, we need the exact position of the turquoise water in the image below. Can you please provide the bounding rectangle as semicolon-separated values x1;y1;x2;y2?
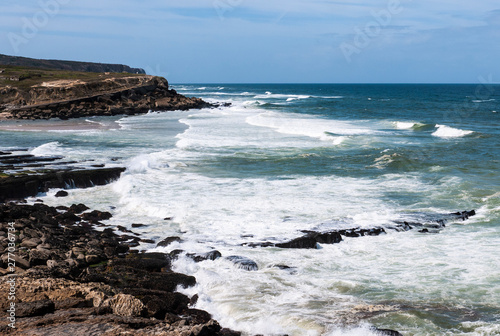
1;84;499;335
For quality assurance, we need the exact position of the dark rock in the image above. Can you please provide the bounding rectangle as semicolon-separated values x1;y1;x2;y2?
68;203;90;214
109;253;171;272
29;248;52;266
226;256;258;271
276;236;318;249
168;249;185;260
156;236;182;248
16;300;55;317
219;328;243;336
116;225;134;233
186;308;213;324
140;292;190;319
451;210;476;220
54;298;93;310
131;223;146;228
81;210;113;223
419;228;440;234
55;190;69;197
315;231;343;244
370;327;404;336
187;250;222;262
190;294;199;306
0;167;125;202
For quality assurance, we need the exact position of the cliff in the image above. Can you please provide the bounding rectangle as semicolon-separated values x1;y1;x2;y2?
0;66;213;120
0;54;145;74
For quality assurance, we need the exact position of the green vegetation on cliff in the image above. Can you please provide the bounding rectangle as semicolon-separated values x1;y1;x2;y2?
0;64;143;90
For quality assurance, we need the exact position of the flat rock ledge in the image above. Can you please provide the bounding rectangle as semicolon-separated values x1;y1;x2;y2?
0;202;241;336
0;167;126;203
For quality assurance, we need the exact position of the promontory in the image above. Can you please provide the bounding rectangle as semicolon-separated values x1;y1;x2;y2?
0;54;213;120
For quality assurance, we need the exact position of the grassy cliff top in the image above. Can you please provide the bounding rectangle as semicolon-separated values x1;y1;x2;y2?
0;65;146;90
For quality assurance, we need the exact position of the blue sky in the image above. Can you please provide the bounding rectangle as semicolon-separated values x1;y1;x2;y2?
1;0;499;83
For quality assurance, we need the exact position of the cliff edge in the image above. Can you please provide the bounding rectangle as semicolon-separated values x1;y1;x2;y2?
0;58;216;120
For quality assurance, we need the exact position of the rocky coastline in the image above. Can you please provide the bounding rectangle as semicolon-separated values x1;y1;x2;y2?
0;75;219;120
0;201;241;336
0;164;475;336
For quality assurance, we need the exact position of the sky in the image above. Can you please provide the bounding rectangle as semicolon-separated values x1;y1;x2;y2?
0;0;499;83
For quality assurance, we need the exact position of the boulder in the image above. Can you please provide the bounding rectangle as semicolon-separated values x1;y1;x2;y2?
104;294;145;317
226;256;258;271
68;203;90;214
276;236;318;249
156;236;182;248
187;250;222;262
55;190;69;197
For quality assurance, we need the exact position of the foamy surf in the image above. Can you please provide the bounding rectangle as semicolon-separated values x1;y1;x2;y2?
393;121;417;129
246;112;382;146
11;83;499;336
432;124;474;138
31;141;63;156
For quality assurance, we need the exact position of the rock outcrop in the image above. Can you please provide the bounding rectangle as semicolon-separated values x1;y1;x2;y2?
0;75;212;120
0;202;241;336
0;167;126;203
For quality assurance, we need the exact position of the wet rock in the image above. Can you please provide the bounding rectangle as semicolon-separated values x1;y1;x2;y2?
187;250;222;262
55;190;69;197
276;236;318;249
371;327;404;336
139;292;190;319
157;236;182;248
314;231;343;244
0;202;239;335
419;228;440;234
226;256;258;271
451;210;476;220
109;253;171;272
81;210;112;223
0;167;125;202
68;203;90;214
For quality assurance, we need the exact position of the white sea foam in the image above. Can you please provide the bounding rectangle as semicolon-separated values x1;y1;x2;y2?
30;141;63;156
246;111;380;145
254;93;311;100
432;124;474;138
393;121;417;129
472;99;495;103
84;119;106;126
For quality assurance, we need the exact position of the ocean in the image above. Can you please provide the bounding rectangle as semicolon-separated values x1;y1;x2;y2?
1;84;499;335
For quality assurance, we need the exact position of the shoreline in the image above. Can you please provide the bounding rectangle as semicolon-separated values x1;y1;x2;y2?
0;116;121;132
0;152;242;335
0;200;241;336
